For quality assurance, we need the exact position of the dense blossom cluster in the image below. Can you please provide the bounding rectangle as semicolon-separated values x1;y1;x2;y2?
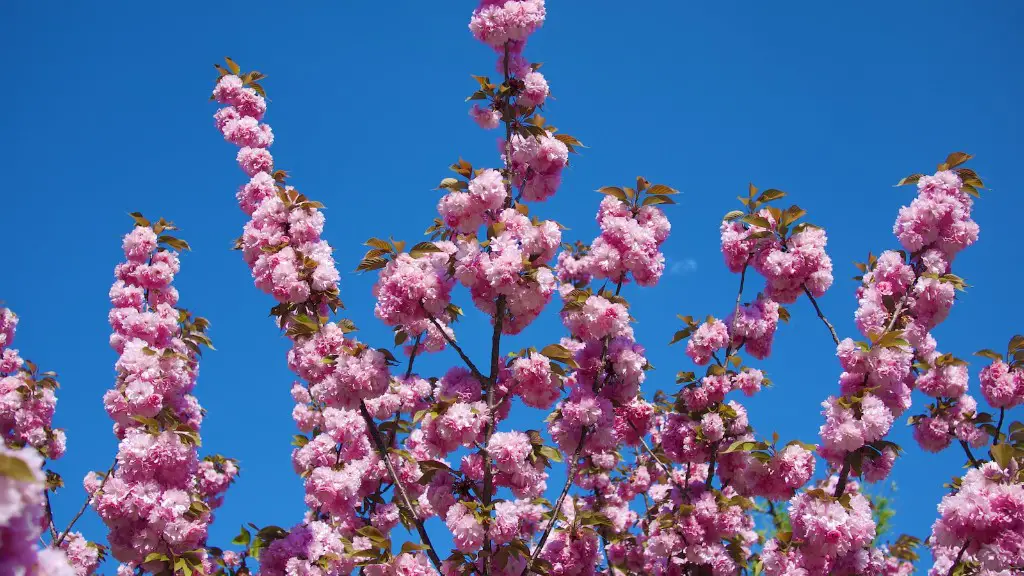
556;196;671;287
1;309;65;459
88;223;235;573
214;62;444;575
927;463;1024;575
195;3;1021;576
720;210;834;304
756;165;994;575
0;308;83;575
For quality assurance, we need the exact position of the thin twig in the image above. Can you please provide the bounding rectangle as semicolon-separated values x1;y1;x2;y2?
522;430;588;576
57;459;117;546
993;407;1006;446
802;286;840;346
426;314;486;383
359;402;442;571
724;264;748;358
481;295;505;573
946;540;970;576
404;335;422;380
960;440;982;469
43;490;58;541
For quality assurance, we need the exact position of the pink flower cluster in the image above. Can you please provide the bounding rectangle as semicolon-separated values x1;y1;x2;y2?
726;295;780;360
504;131;568;202
0;445;73;575
761;482;877;575
631;471;757;576
0;308;65;460
372;243;457;350
453;208;560;334
91;224;235;569
685;318;729;366
720;212;833;303
469;0;545;50
509;352;561;409
980;360;1024;410
259;521;357;576
213;74;341;306
927;463;1024;575
438;169;507;233
894;170;979;258
719;444;816;501
557;196;671;287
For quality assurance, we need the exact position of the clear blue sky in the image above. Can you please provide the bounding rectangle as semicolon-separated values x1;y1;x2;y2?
3;2;1022;573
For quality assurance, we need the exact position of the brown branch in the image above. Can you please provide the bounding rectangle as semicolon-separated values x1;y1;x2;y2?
802;286;840;346
43;490;58;541
705;442;720;491
833;454;852;498
521;429;588;576
57;459;117;546
960;440;982;469
359;402;442;571
993;407;1006;446
426;314;486;384
721;264;749;359
481;295;505;574
404;335;422;380
946;540;970;576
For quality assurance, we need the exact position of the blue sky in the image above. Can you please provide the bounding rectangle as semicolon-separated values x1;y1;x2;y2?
3;2;1023;573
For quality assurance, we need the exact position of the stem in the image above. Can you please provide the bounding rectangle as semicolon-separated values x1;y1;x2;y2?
802;286;840;346
522;429;588;576
359;402;442;571
57;459;117;546
43;491;58;541
946;540;970;576
724;264;748;357
993;407;1006;446
705;442;720;491
833;294;908;498
833;455;851;498
404;335;422;380
960;440;982;469
481;296;505;574
426;314;487;384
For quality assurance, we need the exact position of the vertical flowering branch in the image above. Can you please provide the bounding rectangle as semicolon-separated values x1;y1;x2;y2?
0;308;99;575
87;216;236;575
755;154;986;575
211;59;445;574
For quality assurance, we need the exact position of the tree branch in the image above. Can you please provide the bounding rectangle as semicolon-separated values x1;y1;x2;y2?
359;402;443;571
56;459;117;546
946;540;970;576
802;286;840;346
724;264;748;357
960;440;981;469
426;314;487;384
521;429;588;576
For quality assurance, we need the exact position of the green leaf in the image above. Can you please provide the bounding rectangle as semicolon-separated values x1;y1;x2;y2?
943;151;973;170
895;173;923;187
991;443;1015;469
757;188;786;203
538;446;563;463
741;214;772;229
231;526;251;547
596;187;628;202
642;194;675;206
647;184;679;195
409;242;443;258
722;440;758;454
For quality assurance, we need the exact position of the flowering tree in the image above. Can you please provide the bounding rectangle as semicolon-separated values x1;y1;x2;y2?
2;2;1022;576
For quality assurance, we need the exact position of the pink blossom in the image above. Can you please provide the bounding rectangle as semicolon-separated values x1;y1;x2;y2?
470;104;501;129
